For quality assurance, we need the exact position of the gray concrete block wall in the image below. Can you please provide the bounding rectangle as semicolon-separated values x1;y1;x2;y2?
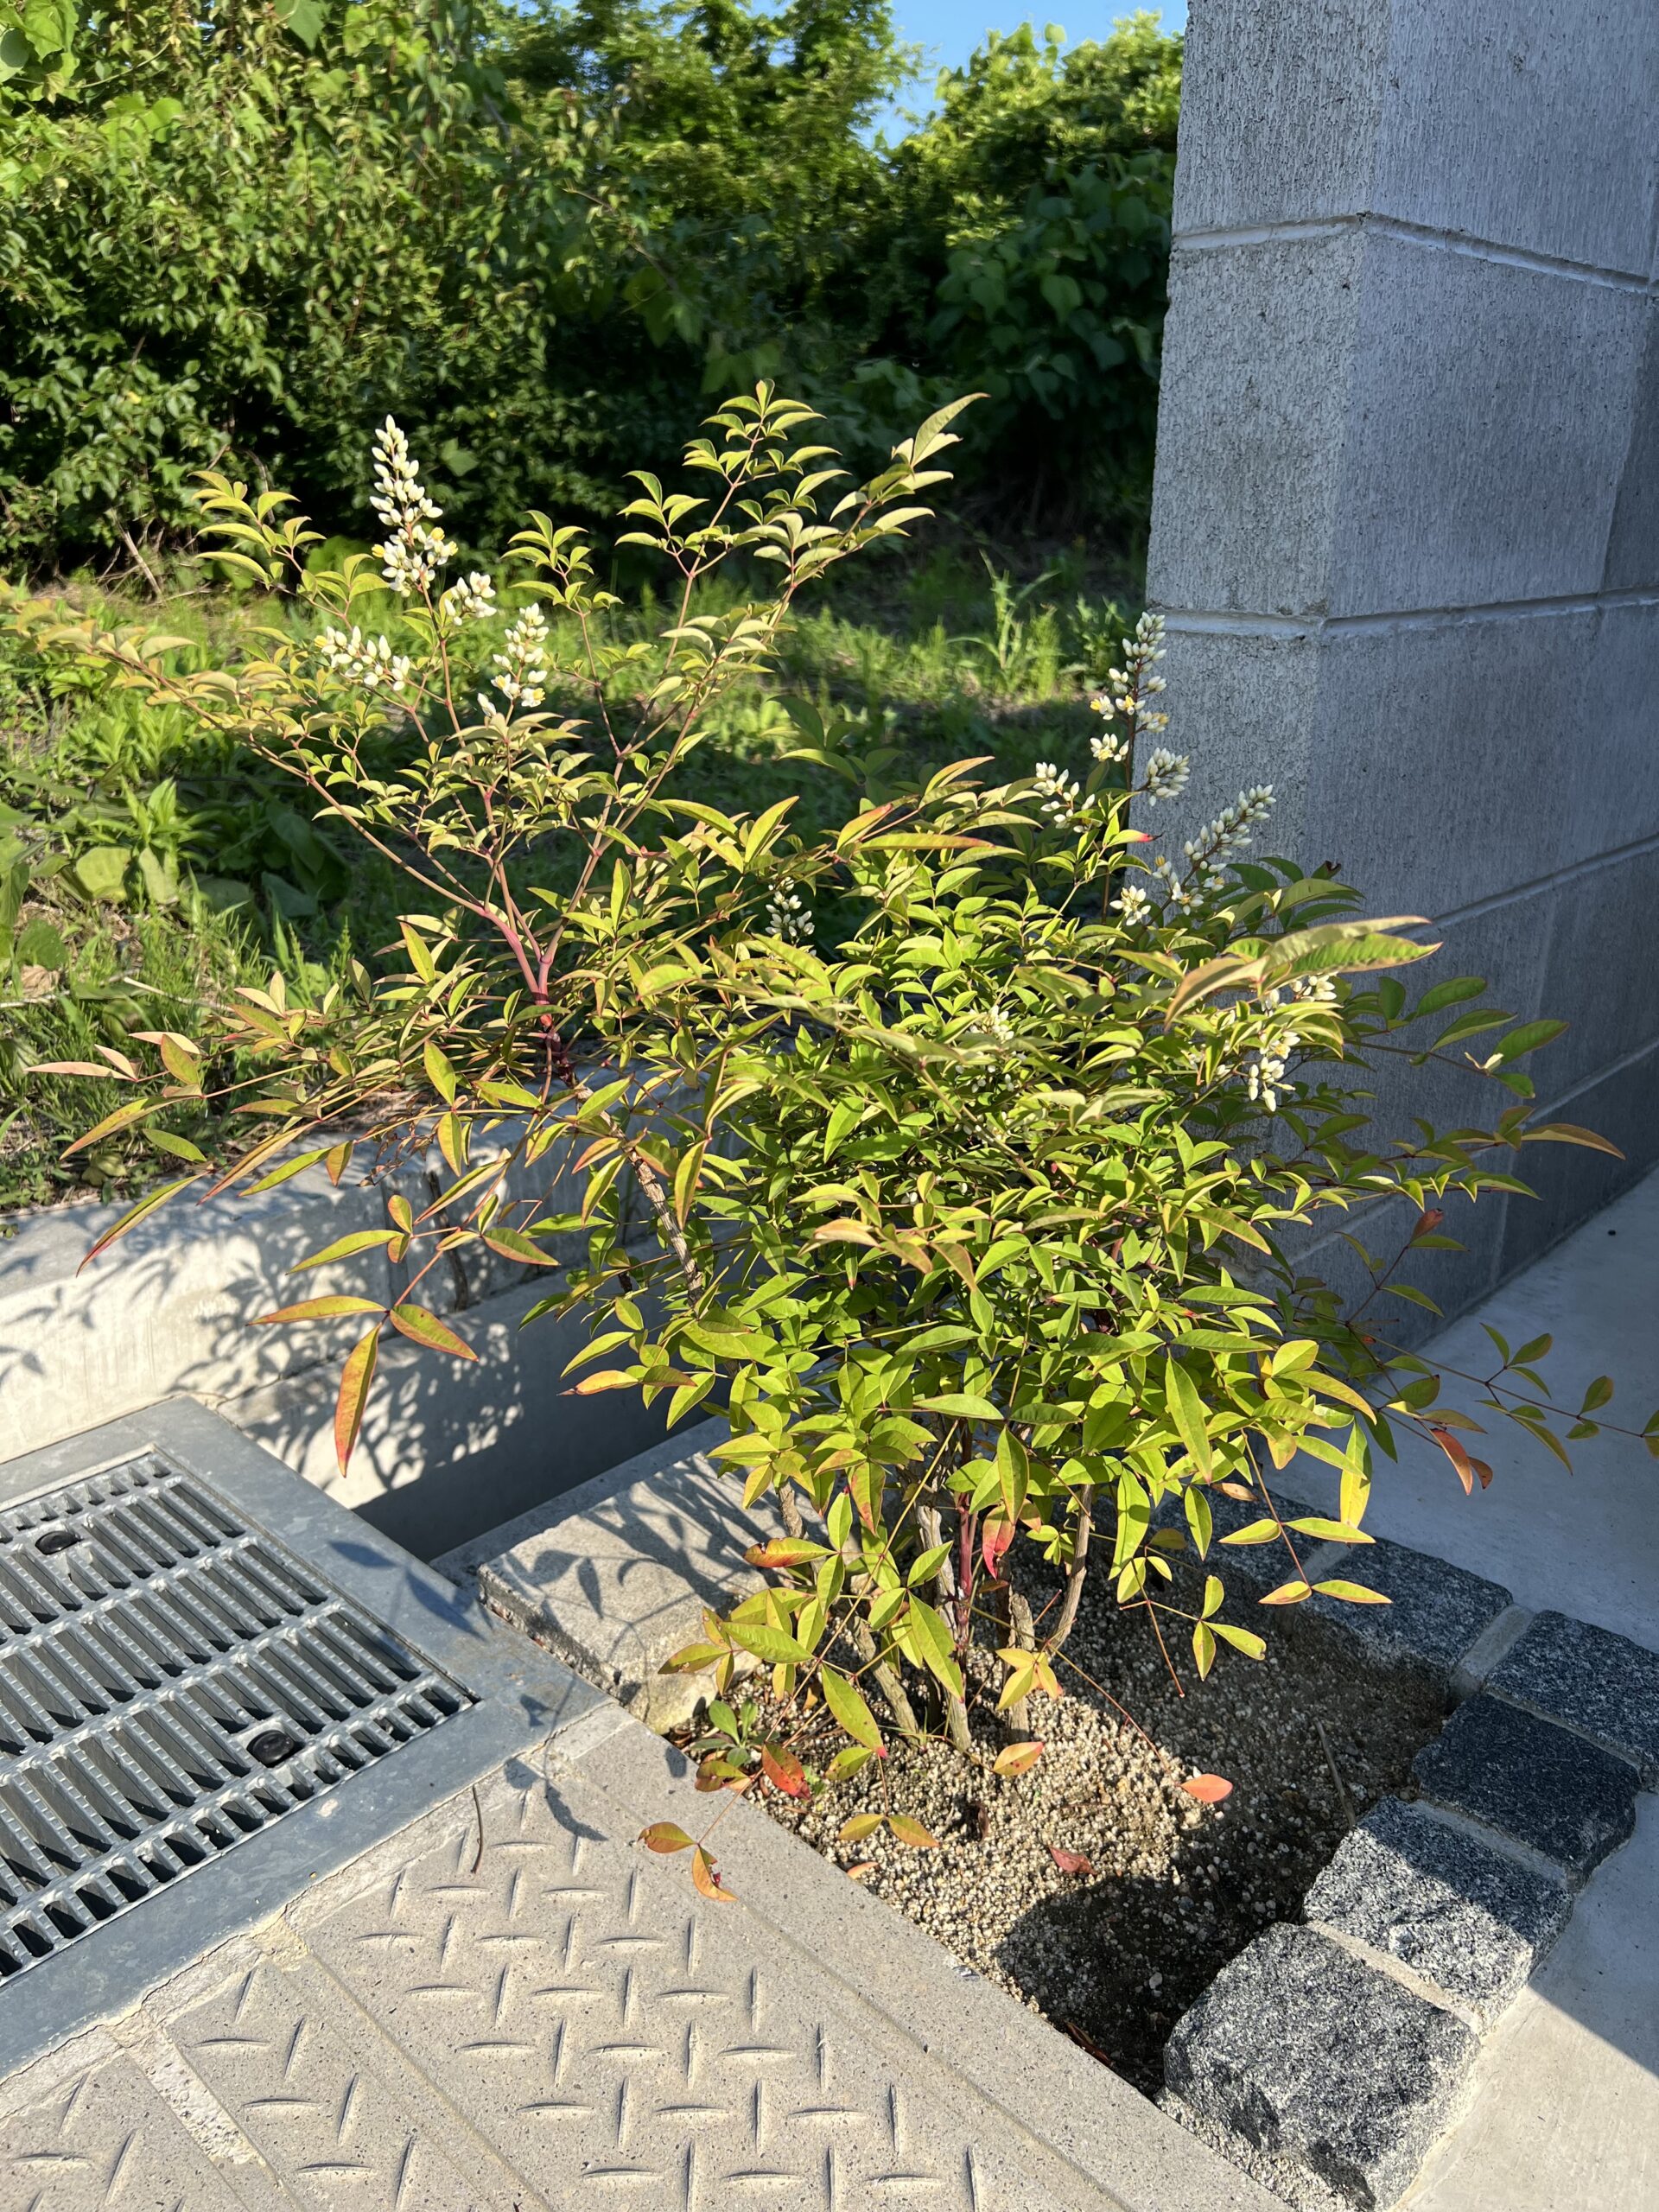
1148;1;1659;1319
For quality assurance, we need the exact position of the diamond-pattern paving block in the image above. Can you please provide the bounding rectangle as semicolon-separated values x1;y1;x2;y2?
1305;1535;1513;1684
1305;1798;1571;2027
1412;1695;1639;1881
1164;1922;1478;2210
1487;1609;1659;1784
302;1765;1054;2212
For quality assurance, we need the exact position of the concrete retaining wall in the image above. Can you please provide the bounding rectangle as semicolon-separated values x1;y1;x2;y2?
0;1160;671;1561
1147;1;1659;1316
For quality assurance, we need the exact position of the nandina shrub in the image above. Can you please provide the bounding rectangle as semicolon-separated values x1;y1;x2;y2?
11;392;1654;1881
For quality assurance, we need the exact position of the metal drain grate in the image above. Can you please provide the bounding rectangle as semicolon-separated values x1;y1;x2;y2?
0;1452;472;1977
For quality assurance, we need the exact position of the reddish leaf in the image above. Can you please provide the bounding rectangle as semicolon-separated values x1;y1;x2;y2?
760;1741;809;1799
743;1539;829;1570
845;1859;876;1880
691;1846;737;1901
993;1740;1045;1777
1427;1425;1488;1497
981;1516;1014;1581
1411;1208;1446;1241
1182;1773;1234;1804
887;1816;940;1849
638;1822;695;1853
334;1326;381;1474
1050;1846;1096;1878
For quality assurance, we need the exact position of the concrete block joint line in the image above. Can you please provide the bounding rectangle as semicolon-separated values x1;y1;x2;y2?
1146;0;1659;1323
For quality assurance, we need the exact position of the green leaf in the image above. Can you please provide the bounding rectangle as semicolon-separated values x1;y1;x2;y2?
726;1620;814;1666
1494;1019;1567;1063
1313;1580;1392;1605
821;1667;883;1750
904;1597;964;1696
1163;1355;1214;1478
916;1392;1002;1421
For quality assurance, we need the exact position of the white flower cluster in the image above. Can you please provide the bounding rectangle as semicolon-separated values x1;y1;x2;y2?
317;625;412;694
1033;759;1081;824
491;601;550;713
1290;974;1339;1004
1114;879;1154;924
764;887;812;943
440;570;496;626
1089;707;1129;767
1184;782;1275;876
1142;746;1191;804
371;418;456;595
1246;1039;1297;1114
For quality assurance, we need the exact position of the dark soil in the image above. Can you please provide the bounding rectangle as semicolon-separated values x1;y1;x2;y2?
743;1554;1446;2094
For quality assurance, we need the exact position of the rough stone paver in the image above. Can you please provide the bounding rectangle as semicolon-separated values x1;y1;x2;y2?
1302;1537;1513;1683
0;1755;1151;2212
1412;1695;1640;1881
1163;1923;1479;2209
1304;1799;1571;2026
1487;1608;1659;1783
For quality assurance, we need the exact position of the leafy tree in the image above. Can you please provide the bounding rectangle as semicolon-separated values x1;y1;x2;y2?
0;1;1181;570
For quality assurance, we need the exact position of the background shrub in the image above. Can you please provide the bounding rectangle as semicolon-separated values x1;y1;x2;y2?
0;0;1179;573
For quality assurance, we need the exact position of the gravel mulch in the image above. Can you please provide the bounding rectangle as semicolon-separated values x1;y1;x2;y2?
734;1557;1446;2094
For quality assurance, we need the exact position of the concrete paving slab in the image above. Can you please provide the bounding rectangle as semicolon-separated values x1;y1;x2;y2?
1402;1796;1659;2212
0;1720;1281;2212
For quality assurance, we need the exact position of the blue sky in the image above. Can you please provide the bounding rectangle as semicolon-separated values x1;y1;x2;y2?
880;6;1184;134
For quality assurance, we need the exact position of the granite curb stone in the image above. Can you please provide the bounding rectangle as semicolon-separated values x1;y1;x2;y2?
1303;1535;1513;1685
1487;1607;1659;1783
1304;1797;1572;2027
1411;1694;1640;1882
1162;1922;1479;2209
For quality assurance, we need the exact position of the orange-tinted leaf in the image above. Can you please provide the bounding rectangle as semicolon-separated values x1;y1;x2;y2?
846;1859;876;1879
77;1173;202;1270
574;1369;636;1395
1427;1425;1479;1496
993;1740;1045;1777
639;1822;695;1853
743;1538;830;1569
1182;1773;1234;1804
838;1813;884;1844
481;1225;559;1268
887;1815;940;1849
691;1846;736;1901
388;1304;478;1360
62;1098;153;1156
981;1516;1014;1580
334;1325;380;1473
1258;1579;1312;1605
760;1742;809;1799
1050;1846;1096;1877
257;1295;387;1325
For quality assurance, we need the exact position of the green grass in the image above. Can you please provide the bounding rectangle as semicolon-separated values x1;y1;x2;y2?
0;544;1140;1213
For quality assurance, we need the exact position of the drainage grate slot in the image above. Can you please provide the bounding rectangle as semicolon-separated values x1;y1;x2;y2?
0;1452;472;1976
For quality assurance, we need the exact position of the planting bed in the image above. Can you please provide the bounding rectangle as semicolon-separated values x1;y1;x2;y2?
721;1559;1447;2094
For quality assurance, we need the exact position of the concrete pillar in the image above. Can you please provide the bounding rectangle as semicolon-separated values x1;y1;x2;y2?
1147;1;1659;1316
